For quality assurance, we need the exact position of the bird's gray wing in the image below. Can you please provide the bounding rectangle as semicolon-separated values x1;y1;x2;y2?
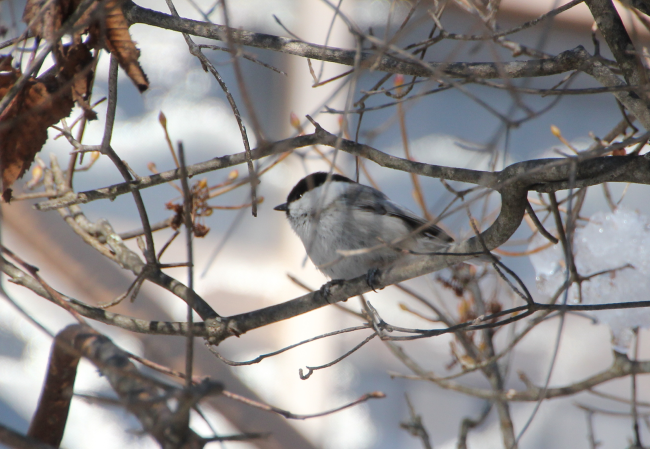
341;184;454;243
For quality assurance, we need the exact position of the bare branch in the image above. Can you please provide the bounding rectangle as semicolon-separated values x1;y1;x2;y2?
122;1;592;80
222;389;385;420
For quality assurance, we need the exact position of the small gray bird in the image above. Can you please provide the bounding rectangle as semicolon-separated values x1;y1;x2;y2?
274;172;456;282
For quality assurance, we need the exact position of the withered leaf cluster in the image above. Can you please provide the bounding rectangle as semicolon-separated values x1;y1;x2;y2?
162;175;214;238
0;0;149;201
0;55;76;202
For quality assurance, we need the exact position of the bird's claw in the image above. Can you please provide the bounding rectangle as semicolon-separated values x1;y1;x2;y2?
366;268;383;292
319;279;346;303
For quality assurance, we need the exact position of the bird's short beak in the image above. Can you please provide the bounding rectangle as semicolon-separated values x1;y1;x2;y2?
274;203;288;212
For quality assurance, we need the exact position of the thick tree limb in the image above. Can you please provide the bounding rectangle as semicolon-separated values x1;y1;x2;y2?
586;0;649;89
38;324;207;447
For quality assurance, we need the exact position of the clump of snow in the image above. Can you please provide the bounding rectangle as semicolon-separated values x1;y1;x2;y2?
528;208;650;353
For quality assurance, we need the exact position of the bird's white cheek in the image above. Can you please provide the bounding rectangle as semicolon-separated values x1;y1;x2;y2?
287;212;311;240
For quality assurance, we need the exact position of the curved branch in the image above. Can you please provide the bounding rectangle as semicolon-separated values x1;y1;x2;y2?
207;183;527;344
122;1;586;80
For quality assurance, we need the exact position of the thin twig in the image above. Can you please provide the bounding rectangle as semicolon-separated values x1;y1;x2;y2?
222;389;385;419
101;55;157;265
299;332;378;380
525;201;559;244
208;325;370;366
164;0;259;216
178;142;195;391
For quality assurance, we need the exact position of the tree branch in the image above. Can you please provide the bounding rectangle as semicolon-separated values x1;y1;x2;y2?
34;125;650;212
122;1;588;80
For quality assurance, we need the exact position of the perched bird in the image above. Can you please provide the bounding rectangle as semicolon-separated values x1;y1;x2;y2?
274;172;458;283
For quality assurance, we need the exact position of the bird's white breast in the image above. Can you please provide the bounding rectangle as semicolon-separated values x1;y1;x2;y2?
286;183;416;279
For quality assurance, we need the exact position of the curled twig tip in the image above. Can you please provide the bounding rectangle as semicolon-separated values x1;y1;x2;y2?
299;367;313;380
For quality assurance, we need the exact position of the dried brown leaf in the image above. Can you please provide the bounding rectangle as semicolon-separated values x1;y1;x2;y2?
194;224;210;238
23;0;149;92
0;56;74;202
102;0;149;92
59;42;97;119
23;0;76;42
166;202;184;230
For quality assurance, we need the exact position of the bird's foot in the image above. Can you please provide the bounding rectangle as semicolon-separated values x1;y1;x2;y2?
366;268;383;292
319;278;347;303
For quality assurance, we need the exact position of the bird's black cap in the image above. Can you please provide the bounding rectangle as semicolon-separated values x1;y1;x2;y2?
274;172;354;212
286;172;353;203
